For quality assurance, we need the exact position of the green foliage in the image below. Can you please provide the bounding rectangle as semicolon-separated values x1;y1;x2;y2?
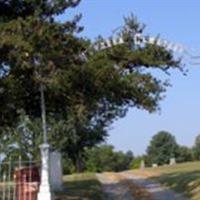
0;0;80;21
0;111;43;161
130;156;144;169
147;131;179;165
48;115;107;172
62;157;76;175
0;6;181;127
0;112;106;173
193;135;200;160
176;146;194;163
130;154;151;169
85;145;134;172
146;132;195;165
0;1;84;126
0;1;182;171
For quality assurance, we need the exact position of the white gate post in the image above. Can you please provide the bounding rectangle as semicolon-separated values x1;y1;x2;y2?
37;143;52;200
37;84;52;200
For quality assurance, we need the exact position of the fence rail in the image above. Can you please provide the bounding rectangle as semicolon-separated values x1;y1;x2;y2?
0;159;40;200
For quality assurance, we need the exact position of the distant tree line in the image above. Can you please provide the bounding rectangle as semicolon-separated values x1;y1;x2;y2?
132;131;200;169
63;145;134;174
60;131;200;174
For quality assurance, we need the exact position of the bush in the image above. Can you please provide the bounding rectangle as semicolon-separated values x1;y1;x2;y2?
130;156;144;169
84;145;134;172
63;157;76;175
176;146;194;163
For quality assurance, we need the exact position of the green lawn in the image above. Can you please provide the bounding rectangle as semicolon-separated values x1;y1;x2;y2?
138;161;200;200
55;173;102;200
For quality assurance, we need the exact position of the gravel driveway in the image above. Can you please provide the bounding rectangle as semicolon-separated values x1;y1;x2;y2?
96;173;134;200
121;172;187;200
97;172;187;200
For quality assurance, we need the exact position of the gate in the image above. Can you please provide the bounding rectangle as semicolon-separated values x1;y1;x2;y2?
0;158;40;200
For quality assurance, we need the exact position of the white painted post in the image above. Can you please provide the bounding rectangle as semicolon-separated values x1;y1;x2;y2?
37;144;52;200
8;159;11;200
37;84;52;200
3;173;6;200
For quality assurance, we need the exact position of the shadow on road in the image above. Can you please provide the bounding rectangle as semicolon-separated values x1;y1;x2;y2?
55;178;102;200
121;172;187;200
151;170;200;199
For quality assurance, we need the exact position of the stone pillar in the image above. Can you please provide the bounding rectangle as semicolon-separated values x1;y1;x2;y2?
37;143;52;200
49;151;63;192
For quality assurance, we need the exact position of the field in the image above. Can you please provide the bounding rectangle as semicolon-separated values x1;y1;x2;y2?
132;161;200;200
53;162;200;200
55;173;102;200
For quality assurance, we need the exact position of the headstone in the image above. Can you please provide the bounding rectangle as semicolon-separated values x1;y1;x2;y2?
140;160;145;170
152;163;158;168
49;151;63;192
169;157;176;165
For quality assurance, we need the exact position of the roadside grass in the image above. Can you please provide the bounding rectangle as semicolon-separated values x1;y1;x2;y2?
55;173;102;200
132;161;200;200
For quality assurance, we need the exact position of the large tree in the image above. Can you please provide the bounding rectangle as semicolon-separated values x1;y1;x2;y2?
147;131;179;165
0;1;182;169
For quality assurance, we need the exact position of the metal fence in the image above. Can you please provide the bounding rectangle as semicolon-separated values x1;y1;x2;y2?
0;158;40;200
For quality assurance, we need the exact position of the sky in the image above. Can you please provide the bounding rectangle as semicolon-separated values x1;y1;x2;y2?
61;0;200;155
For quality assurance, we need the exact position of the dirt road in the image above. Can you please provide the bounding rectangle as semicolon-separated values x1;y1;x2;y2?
96;173;134;200
121;172;187;200
97;172;187;200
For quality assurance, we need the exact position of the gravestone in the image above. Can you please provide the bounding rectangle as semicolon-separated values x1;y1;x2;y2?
152;163;158;168
49;151;63;192
140;160;145;170
169;157;176;165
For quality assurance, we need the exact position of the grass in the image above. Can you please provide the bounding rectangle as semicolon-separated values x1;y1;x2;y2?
55;173;103;200
132;161;200;200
